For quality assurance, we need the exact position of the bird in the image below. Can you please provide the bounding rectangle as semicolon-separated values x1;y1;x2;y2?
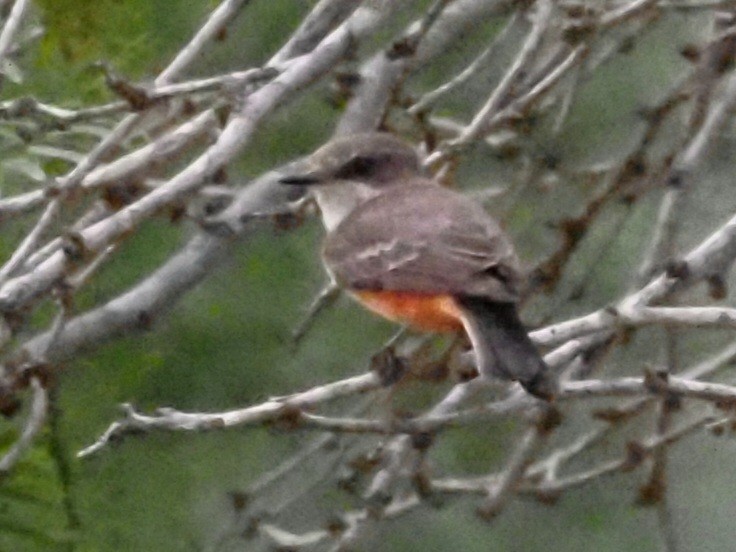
279;132;556;399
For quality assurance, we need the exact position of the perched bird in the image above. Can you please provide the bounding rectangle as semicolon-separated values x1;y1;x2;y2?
280;132;555;399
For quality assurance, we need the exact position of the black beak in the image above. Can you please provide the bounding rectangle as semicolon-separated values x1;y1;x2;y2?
278;173;324;186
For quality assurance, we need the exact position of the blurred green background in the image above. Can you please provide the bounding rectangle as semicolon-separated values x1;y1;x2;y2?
1;1;735;551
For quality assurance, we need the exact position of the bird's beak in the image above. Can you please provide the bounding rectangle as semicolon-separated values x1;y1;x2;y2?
278;158;328;186
278;171;325;186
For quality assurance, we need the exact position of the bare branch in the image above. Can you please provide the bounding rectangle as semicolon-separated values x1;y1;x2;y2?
477;423;549;519
0;0;30;69
271;0;364;64
0;3;400;312
156;0;255;85
80;109;220;191
534;414;713;494
533;209;736;348
77;371;382;457
447;0;554;148
0;200;60;283
409;13;520;115
0;378;47;475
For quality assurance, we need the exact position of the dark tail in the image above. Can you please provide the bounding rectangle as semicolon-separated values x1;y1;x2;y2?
456;297;557;400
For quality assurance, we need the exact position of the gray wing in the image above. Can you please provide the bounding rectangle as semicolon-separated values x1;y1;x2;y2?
323;182;524;302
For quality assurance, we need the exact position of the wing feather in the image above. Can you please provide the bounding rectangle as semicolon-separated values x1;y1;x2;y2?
323;182;524;302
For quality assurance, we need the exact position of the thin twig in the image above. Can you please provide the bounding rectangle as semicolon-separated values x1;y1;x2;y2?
409;13;520;115
533;414;713;494
0;378;47;475
0;0;31;69
477;422;548;519
0;200;60;283
291;281;341;344
156;0;255;85
0;2;400;312
448;0;553;147
77;371;382;457
532;208;736;348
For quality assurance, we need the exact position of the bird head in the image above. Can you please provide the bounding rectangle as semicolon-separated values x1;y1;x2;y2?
279;132;421;188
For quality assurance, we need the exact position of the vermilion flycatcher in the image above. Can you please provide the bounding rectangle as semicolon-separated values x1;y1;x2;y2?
280;132;555;399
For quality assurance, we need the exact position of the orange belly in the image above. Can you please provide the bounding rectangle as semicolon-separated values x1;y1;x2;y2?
353;290;464;333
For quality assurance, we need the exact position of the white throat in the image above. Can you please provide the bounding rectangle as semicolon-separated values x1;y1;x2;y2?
313;182;380;231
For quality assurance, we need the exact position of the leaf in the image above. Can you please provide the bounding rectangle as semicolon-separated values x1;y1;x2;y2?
1;59;24;84
4;157;47;182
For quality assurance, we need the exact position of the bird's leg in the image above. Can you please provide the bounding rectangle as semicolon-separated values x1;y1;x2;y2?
290;279;341;346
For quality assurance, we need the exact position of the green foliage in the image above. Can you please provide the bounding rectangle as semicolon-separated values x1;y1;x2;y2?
0;428;76;550
17;1;212;103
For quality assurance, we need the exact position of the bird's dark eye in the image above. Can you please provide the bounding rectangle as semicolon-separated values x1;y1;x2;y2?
335;155;377;179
